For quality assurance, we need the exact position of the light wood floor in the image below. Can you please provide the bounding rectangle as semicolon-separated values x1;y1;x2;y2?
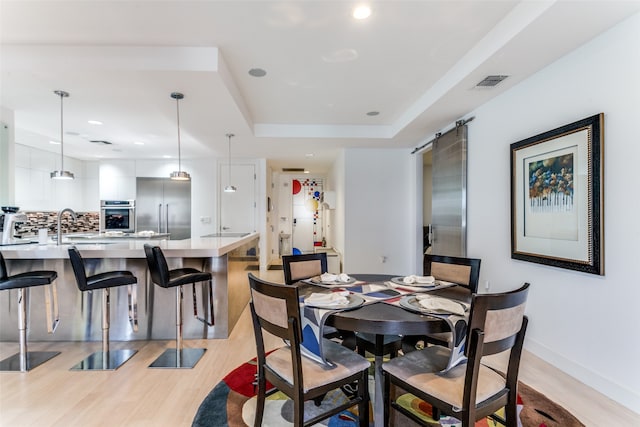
1;270;638;426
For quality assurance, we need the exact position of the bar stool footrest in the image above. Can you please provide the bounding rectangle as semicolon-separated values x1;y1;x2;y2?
0;351;60;372
70;349;137;371
148;348;206;369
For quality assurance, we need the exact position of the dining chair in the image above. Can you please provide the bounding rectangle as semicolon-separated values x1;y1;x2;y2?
402;254;481;352
382;283;530;427
248;273;370;427
282;253;328;285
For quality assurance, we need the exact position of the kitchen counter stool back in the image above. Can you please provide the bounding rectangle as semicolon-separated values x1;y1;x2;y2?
0;251;60;371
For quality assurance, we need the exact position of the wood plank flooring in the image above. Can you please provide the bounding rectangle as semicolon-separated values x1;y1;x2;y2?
1;270;638;426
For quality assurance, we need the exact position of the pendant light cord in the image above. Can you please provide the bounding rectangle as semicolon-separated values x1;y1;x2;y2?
176;96;182;172
227;133;234;187
59;92;65;171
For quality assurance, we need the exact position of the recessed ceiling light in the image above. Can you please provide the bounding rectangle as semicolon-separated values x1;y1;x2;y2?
353;5;371;20
303;170;310;174
366;111;380;116
305;153;314;157
163;155;171;159
49;140;60;145
134;141;145;145
248;68;267;77
87;120;103;125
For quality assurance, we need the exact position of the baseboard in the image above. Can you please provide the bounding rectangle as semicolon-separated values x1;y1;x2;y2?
525;339;640;414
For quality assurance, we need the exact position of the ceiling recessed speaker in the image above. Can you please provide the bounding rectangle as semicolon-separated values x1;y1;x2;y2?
476;75;509;87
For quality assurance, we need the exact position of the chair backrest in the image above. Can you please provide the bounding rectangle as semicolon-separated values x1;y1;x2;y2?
144;244;170;287
282;253;328;285
424;254;481;293
0;251;8;281
248;273;304;379
467;282;529;359
67;246;89;291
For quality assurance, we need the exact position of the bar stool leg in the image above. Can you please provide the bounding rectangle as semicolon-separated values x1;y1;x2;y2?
0;288;60;372
148;285;206;369
70;288;137;371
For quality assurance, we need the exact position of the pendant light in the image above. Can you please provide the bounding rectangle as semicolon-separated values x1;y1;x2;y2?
169;92;191;181
50;90;74;180
224;133;237;192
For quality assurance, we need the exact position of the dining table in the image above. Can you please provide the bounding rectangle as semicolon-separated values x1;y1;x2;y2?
297;273;472;426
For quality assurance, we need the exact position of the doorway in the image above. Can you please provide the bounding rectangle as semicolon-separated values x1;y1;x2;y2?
219;163;256;233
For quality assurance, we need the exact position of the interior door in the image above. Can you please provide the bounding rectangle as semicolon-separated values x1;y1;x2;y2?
219;163;256;233
431;124;468;257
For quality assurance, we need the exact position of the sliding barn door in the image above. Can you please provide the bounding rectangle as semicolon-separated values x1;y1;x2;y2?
431;124;468;257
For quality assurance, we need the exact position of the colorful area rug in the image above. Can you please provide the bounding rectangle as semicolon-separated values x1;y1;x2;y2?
192;356;584;427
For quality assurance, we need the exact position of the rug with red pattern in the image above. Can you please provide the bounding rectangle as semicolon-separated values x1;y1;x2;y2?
192;356;584;427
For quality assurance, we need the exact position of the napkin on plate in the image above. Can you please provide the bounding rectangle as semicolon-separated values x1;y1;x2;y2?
403;275;435;284
305;291;350;307
415;295;465;315
320;272;352;283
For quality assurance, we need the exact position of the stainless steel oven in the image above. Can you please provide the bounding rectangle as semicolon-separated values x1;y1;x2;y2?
100;200;136;233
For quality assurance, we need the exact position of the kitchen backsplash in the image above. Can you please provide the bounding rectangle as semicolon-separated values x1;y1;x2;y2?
16;211;100;237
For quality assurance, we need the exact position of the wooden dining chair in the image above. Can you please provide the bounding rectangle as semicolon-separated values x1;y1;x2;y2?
282;253;328;285
248;273;370;427
402;254;481;352
382;283;530;427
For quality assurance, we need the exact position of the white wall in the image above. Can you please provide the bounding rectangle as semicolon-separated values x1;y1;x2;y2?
342;148;417;274
467;12;640;412
14;143;99;212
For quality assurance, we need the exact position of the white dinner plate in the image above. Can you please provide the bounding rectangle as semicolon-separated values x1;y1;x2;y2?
390;277;437;287
311;276;357;285
398;295;468;315
304;293;364;309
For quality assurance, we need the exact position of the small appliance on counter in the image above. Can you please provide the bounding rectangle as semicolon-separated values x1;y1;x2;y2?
0;207;30;245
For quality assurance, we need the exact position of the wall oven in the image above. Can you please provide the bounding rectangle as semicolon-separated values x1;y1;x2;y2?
100;200;136;233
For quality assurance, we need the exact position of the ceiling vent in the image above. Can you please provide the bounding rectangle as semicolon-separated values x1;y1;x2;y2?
90;140;112;145
282;168;305;173
476;75;509;87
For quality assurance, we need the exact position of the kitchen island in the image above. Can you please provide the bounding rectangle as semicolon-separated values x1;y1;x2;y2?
0;233;259;341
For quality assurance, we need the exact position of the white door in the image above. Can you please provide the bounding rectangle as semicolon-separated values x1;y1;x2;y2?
219;163;256;233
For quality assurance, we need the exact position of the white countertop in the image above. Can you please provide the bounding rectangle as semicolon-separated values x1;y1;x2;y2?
0;233;259;259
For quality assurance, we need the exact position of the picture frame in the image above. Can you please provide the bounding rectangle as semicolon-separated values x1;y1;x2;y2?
510;113;604;275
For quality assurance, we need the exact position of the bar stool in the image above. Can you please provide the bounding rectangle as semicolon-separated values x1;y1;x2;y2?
0;251;60;372
143;244;214;369
68;246;138;370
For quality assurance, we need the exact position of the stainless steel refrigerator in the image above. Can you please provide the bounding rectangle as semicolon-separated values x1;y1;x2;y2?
136;177;191;240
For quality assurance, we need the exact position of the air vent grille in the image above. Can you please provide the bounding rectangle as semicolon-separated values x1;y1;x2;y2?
282;168;305;172
90;140;112;145
476;75;509;87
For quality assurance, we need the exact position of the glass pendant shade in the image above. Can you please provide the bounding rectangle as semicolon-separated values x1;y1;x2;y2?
170;92;191;181
50;90;75;180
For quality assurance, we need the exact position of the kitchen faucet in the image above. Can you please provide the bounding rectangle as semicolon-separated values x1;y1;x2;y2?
57;208;77;245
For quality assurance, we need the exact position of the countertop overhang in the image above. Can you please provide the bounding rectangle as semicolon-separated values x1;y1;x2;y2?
0;233;259;259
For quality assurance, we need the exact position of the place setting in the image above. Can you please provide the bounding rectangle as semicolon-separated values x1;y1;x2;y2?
387;274;459;292
303;272;357;287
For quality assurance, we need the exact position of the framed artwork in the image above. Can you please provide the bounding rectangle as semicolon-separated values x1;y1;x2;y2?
510;113;604;275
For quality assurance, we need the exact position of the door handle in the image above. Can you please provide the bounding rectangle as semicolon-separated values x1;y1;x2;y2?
165;204;169;234
157;204;162;233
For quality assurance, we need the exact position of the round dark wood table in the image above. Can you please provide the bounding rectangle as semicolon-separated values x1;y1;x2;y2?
298;273;471;426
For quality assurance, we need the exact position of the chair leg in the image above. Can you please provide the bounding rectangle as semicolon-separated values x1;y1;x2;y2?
18;288;28;371
0;287;60;372
176;285;183;352
254;372;266;427
505;389;518;427
102;288;110;354
358;369;369;427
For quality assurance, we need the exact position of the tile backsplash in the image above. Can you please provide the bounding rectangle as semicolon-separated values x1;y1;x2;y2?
16;211;100;237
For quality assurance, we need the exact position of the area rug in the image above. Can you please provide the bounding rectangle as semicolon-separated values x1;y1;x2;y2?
192;356;584;427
